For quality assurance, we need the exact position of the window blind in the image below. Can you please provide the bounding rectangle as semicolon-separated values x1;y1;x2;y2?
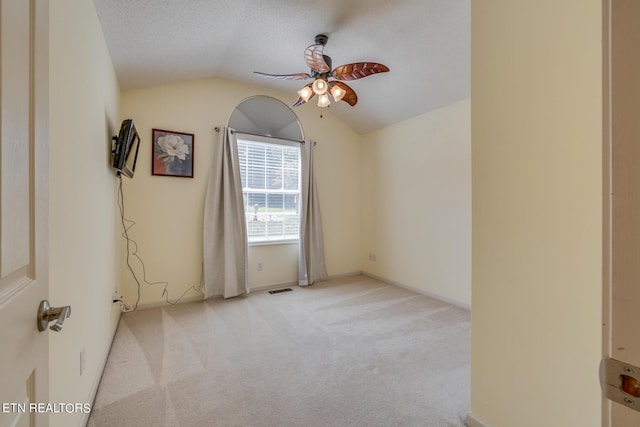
237;139;301;242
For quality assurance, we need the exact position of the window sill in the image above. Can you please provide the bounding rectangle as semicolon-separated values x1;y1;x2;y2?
248;239;299;247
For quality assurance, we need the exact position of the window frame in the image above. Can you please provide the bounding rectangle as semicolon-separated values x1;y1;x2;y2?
235;133;302;245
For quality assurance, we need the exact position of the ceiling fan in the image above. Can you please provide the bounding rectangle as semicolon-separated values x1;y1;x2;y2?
254;34;390;108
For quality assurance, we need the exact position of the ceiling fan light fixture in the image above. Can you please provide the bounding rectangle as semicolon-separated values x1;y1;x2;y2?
254;34;388;111
330;85;345;102
312;78;328;95
317;93;330;108
297;86;313;102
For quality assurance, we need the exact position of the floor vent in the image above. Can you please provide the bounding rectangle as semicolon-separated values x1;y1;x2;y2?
268;288;293;295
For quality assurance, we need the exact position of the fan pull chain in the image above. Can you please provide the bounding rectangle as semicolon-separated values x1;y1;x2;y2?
320;104;330;119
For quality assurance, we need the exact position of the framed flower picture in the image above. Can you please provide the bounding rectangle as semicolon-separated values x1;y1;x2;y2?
152;129;194;178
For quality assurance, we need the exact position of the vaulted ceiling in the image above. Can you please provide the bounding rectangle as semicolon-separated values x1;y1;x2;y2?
93;0;470;134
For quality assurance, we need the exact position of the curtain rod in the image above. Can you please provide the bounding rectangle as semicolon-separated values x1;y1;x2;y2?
215;127;307;145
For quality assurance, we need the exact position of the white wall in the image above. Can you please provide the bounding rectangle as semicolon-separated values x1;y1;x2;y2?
470;1;603;426
49;1;122;426
119;78;362;306
361;99;471;307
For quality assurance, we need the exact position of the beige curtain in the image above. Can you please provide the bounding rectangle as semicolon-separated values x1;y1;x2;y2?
299;140;328;286
203;127;248;298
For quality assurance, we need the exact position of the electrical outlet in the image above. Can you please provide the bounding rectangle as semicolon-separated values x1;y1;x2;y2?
257;262;263;272
368;253;377;262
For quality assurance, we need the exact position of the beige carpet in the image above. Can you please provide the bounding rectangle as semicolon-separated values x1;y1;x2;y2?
87;275;470;427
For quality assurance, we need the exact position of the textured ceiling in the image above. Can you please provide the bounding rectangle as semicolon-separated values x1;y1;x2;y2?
93;0;470;134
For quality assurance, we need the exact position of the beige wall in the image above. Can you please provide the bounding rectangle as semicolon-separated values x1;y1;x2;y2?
470;1;602;426
361;99;471;307
119;78;362;306
49;1;122;426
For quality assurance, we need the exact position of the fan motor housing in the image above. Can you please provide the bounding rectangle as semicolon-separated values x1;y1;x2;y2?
315;34;328;46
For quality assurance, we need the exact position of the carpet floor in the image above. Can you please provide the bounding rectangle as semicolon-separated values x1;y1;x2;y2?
87;275;470;427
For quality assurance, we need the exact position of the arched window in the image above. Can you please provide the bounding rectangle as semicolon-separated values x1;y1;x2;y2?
229;96;305;243
228;95;304;141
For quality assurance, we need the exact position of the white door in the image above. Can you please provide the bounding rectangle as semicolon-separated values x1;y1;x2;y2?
604;0;640;425
0;1;50;427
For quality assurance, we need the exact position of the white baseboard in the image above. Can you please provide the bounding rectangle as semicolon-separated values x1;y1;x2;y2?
362;272;471;310
466;412;491;427
133;271;367;304
134;293;204;310
325;271;364;281
250;271;363;293
251;281;299;292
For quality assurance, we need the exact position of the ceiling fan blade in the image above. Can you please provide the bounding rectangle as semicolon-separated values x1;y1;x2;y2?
304;44;330;73
330;62;390;81
329;81;358;106
291;97;306;108
253;71;311;80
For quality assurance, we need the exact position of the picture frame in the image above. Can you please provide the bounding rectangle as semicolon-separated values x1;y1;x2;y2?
152;129;194;178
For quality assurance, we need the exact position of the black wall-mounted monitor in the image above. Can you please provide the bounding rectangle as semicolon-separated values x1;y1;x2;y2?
112;119;140;178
